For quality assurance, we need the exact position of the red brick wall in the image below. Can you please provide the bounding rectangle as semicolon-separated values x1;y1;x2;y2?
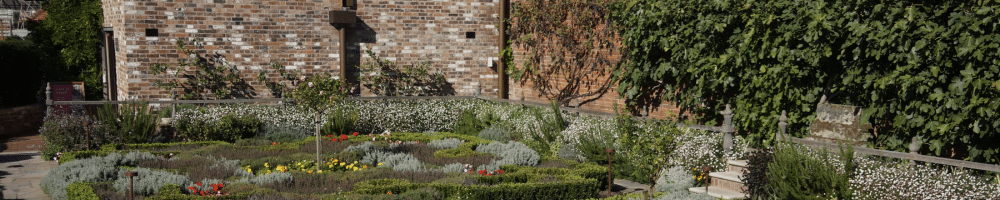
0;105;43;136
101;0;500;100
100;0;681;118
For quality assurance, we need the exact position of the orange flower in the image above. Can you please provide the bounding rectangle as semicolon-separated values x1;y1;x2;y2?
387;191;392;194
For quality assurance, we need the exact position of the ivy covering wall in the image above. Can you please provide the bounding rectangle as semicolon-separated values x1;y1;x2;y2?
609;0;1000;163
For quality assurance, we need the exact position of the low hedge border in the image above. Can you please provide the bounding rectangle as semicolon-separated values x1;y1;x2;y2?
59;141;231;164
353;163;605;199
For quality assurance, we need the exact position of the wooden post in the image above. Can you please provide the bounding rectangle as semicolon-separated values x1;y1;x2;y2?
605;148;615;197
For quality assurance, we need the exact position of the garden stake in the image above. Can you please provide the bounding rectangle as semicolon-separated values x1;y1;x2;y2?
125;171;138;200
702;166;712;194
82;122;90;150
606;148;615;197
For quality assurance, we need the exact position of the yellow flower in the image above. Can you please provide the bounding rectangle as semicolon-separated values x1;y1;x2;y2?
352;167;358;170
267;170;272;174
307;170;313;174
318;170;323;173
329;164;334;168
378;163;384;166
247;168;252;173
340;162;346;166
353;161;358;164
363;165;368;169
265;163;269;168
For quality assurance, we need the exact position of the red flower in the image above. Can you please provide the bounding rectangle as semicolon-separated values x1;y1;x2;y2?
478;169;487;175
340;134;349;141
200;191;207;196
188;186;196;192
352;132;359;136
195;182;202;186
495;169;504;174
272;142;277;145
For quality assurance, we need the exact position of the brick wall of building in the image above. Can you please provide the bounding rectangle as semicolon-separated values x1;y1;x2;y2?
101;0;681;118
101;0;499;100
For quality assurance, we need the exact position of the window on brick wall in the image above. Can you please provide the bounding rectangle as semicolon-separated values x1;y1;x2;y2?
145;28;159;37
466;32;475;39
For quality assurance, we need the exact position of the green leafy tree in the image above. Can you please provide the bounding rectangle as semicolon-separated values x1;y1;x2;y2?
33;0;104;100
609;0;1000;163
290;73;348;172
616;114;678;199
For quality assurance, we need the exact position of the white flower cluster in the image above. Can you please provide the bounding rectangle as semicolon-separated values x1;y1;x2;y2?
174;104;316;132
668;128;749;173
851;156;1000;199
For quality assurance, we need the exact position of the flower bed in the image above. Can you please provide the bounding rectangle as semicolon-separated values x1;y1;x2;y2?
45;132;607;199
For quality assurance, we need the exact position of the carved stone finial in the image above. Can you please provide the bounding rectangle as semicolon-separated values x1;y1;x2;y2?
721;104;732;115
779;110;787;122
819;94;827;104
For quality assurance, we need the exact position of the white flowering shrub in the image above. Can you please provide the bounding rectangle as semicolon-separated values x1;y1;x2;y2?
428;138;463;149
476;141;540;167
851;156;1000;199
360;150;425;171
249;172;294;186
112;167;191;196
667;128;749;174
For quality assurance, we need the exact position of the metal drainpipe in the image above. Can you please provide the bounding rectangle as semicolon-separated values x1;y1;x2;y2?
497;0;510;99
339;7;350;82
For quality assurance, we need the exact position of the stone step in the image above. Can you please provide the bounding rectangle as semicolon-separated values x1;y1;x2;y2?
688;186;747;199
727;159;748;173
709;171;746;192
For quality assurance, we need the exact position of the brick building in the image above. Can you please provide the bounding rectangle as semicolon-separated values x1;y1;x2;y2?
100;0;681;118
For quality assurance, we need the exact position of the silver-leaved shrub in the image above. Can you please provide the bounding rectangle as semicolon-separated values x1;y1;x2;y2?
476;141;540;167
112;167;191;196
428;138;463;149
360;150;424;171
41;153;123;200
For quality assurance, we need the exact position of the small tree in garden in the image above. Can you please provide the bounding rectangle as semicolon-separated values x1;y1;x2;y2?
617;114;679;200
150;40;250;100
290;73;348;172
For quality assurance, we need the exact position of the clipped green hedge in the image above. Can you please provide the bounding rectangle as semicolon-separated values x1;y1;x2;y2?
353;162;605;199
66;182;99;200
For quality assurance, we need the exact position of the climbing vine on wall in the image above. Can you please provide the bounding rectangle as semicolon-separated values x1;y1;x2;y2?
507;0;620;105
610;0;1000;163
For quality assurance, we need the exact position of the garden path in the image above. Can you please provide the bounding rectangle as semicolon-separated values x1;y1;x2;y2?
1;132;54;200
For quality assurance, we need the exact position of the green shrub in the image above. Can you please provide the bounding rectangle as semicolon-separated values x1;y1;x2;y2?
768;144;854;199
39;115;117;159
322;108;358;136
257;123;311;143
528;100;568;157
66;182;99;200
96;101;159;143
177;113;261;142
452;110;487;136
744;148;773;199
41;153;122;200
